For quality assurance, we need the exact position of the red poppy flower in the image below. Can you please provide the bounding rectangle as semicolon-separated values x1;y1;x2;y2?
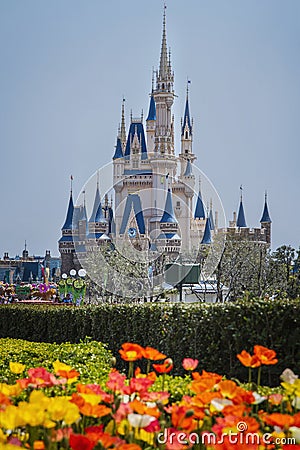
153;358;173;374
69;434;95;450
142;346;166;360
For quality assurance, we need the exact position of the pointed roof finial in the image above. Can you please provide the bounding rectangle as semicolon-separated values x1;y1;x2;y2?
152;67;155;92
24;240;27;252
182;80;192;135
70;175;73;194
240;184;243;201
120;98;126;147
159;3;169;81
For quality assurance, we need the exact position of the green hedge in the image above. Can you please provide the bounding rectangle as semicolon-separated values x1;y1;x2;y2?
0;299;299;385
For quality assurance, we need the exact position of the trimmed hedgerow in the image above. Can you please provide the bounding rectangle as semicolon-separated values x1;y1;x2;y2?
0;299;299;385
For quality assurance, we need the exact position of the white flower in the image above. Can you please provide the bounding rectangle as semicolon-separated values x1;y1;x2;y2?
290;426;300;443
211;398;233;411
128;413;156;428
280;368;298;384
252;392;267;404
292;397;300;410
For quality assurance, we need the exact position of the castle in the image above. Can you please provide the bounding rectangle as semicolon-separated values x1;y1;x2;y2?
59;9;272;277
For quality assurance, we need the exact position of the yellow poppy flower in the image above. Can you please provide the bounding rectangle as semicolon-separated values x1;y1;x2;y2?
9;362;26;374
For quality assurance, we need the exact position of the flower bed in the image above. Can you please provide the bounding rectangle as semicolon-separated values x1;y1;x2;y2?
0;343;299;449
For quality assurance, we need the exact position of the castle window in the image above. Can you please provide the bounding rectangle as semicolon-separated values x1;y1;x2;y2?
185;131;188;139
176;201;180;207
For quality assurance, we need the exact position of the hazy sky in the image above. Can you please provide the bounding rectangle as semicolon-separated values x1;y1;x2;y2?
0;0;299;257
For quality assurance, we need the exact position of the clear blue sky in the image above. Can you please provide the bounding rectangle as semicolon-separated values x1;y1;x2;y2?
0;0;299;257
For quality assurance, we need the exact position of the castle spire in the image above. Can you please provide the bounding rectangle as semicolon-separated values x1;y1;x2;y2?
61;179;74;230
201;217;212;244
260;191;272;223
89;175;101;222
159;5;169;82
120;98;126;149
236;186;247;228
194;178;205;219
160;188;177;224
182;80;192;136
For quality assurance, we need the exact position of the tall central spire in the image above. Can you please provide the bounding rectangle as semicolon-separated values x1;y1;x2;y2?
153;5;175;155
159;6;169;81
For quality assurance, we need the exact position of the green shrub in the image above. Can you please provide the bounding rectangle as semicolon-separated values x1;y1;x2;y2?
0;298;299;385
0;337;112;385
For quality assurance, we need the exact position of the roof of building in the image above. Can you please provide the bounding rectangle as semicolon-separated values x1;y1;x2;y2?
161;189;177;224
194;191;205;219
146;95;156;121
183;159;193;176
124;122;148;160
61;193;74;230
113;137;124;160
157;232;181;240
89;185;101;222
181;95;192;135
236;200;247;228
260;195;272;223
95;202;107;223
119;194;146;235
201;219;212;244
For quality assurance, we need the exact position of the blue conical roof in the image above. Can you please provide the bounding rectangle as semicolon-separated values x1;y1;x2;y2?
161;189;177;223
95;202;107;223
113;137;124;160
184;159;193;176
89;185;101;222
260;198;272;223
146;95;156;121
236;200;247;228
201;218;212;244
61;193;74;230
194;192;205;219
181;96;192;135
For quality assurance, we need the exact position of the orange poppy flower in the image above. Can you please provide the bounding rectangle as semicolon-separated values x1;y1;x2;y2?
117;445;142;450
237;350;261;368
153;358;173;374
142;346;166;360
182;358;199;371
189;377;216;394
253;345;278;365
119;343;144;362
171;405;195;431
264;413;294;429
217;380;238;399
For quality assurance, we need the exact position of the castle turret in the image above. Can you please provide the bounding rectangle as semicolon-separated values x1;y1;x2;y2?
179;82;196;176
59;179;76;274
146;88;156;155
260;192;272;244
201;217;212;244
236;188;247;228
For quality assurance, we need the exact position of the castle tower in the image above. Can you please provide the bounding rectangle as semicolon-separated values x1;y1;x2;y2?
260;192;272;245
146;87;156;156
59;180;76;274
150;8;177;232
179;81;196;176
153;7;175;156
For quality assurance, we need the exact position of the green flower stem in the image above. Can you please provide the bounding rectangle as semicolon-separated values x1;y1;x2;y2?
128;361;134;379
248;367;252;384
257;366;262;388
